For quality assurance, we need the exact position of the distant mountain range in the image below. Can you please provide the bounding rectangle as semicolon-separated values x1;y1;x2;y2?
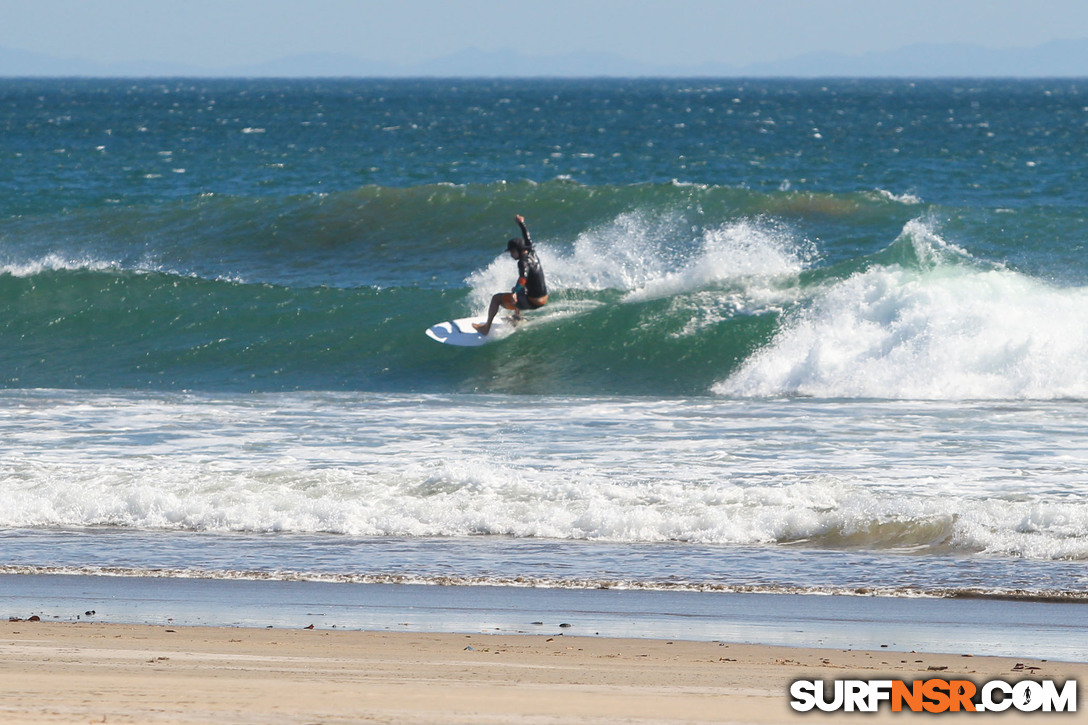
3;38;1088;78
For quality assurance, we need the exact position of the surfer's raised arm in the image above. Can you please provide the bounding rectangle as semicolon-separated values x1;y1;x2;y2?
515;214;532;250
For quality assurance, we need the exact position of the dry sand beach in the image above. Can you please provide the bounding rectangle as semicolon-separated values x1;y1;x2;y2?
0;621;1081;724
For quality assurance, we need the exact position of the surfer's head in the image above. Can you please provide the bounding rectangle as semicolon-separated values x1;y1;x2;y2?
506;238;525;257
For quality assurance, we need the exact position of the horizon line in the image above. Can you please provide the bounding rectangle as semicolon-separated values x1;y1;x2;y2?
1;73;1087;80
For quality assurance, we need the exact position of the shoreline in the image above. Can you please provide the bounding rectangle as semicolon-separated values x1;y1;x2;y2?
1;621;1080;724
3;572;1088;661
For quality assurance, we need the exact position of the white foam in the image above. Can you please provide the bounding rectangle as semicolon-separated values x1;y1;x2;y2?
717;220;1088;400
0;253;119;277
4;454;1086;561
870;188;923;205
0;252;247;285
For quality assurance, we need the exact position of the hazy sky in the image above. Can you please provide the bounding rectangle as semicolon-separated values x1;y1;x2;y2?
2;0;1087;70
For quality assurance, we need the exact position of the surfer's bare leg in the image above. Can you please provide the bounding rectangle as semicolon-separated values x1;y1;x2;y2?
473;293;515;335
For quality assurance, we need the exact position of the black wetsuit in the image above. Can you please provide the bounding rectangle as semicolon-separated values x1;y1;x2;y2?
514;219;547;309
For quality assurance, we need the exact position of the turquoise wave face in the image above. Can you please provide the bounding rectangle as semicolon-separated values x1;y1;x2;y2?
4;203;1088;398
0;264;773;394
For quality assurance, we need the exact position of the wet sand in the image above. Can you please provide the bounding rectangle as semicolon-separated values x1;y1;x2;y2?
4;574;1087;661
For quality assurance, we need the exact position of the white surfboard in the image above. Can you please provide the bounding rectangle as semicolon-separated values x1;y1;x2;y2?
425;316;515;346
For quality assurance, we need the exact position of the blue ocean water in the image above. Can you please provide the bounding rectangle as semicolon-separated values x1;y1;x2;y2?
2;79;1088;611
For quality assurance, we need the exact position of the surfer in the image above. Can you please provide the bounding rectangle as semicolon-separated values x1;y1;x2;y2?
473;214;548;335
